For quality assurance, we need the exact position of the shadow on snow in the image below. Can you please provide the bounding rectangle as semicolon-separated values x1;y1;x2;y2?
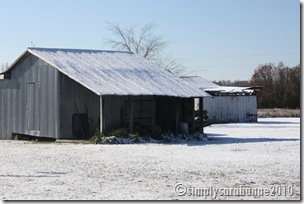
163;133;299;146
257;120;300;125
204;136;299;146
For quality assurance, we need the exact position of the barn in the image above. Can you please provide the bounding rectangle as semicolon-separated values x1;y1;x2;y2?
181;76;260;123
0;48;210;140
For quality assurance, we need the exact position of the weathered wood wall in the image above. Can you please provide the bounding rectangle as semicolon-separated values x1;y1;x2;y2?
59;74;100;139
203;95;257;123
0;54;60;139
0;53;200;140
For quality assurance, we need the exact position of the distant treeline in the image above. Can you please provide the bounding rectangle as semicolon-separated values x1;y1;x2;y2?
213;62;300;109
1;63;9;72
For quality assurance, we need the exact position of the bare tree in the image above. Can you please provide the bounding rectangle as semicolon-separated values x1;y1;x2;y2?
105;22;184;75
250;62;300;109
1;62;9;73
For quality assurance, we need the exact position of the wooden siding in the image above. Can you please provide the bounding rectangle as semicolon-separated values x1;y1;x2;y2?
156;97;196;133
0;54;60;139
59;73;100;139
103;95;127;131
203;96;257;123
102;96;197;134
102;95;155;132
0;53;202;140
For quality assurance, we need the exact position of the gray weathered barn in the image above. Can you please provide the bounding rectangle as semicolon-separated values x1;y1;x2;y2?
0;48;210;140
182;76;259;123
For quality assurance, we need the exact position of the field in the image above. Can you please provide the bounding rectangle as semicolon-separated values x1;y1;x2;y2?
258;108;300;118
0;118;300;200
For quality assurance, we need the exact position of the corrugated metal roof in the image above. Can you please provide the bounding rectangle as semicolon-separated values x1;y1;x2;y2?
205;86;255;94
7;47;211;98
182;76;259;95
180;76;220;89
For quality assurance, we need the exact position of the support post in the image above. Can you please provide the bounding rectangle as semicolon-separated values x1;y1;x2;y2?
128;96;133;133
182;98;185;122
168;97;172;131
191;98;195;133
152;96;156;136
100;96;104;132
199;97;204;133
175;98;179;133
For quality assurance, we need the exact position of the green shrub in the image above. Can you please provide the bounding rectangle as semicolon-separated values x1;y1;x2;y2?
90;129;104;144
110;129;128;137
128;132;139;139
110;128;139;139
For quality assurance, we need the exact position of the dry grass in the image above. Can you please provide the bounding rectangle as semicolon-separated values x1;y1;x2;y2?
258;109;300;118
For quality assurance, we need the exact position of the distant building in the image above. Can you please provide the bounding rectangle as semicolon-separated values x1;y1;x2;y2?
0;48;210;140
181;76;260;124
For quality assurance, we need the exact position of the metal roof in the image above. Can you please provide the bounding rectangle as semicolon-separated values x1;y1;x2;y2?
181;76;260;95
180;76;220;89
205;86;255;94
5;48;211;98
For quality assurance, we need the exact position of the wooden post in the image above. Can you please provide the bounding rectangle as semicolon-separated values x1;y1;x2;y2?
100;96;104;132
168;97;172;131
182;98;185;122
175;98;179;133
191;98;195;133
199;97;204;133
152;96;156;136
128;96;133;133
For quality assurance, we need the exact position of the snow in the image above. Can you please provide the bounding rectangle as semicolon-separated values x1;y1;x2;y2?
181;75;256;94
20;48;210;98
0;118;300;200
205;86;255;94
180;76;220;89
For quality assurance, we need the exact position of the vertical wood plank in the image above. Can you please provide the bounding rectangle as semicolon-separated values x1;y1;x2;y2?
128;96;133;132
191;98;195;133
152;96;156;136
100;96;103;132
199;97;204;133
175;98;179;133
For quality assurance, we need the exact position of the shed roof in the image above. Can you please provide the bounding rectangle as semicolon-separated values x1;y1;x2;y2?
181;75;260;95
180;76;220;89
205;86;256;94
3;48;211;98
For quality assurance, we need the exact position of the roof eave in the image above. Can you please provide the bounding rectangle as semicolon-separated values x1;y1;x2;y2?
1;49;30;74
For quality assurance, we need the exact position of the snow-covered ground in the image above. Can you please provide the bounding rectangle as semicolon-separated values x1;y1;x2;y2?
0;118;300;200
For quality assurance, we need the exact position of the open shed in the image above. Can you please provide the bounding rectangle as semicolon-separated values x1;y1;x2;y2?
0;48;210;140
181;76;260;123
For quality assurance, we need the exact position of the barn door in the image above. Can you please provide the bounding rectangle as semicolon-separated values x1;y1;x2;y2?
26;82;40;131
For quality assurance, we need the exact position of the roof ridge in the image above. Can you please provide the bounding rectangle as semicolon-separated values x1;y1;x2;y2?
4;47;211;97
27;47;134;54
